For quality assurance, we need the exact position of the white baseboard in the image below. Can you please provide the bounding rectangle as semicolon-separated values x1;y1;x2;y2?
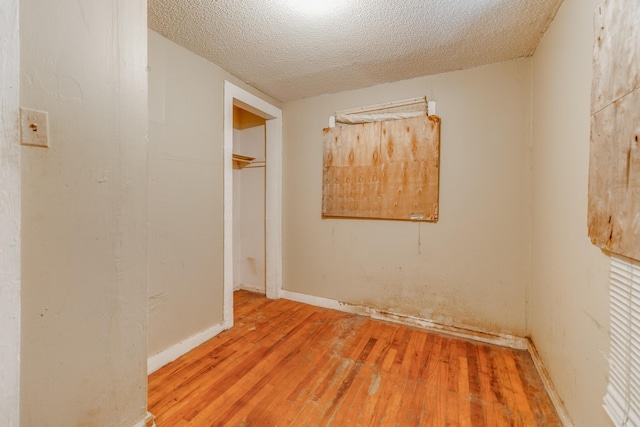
239;284;266;294
147;321;232;374
280;290;528;350
527;340;574;427
133;412;156;427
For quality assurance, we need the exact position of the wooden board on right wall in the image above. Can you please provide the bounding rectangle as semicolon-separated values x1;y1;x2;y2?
588;0;640;261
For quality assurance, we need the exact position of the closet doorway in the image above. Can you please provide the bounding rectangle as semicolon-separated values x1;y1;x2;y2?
232;107;266;294
223;82;282;328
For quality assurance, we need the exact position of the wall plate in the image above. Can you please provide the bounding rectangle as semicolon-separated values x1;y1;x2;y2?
20;107;50;148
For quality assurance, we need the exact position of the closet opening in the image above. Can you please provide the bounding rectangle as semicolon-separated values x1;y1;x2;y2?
223;81;282;328
232;106;267;295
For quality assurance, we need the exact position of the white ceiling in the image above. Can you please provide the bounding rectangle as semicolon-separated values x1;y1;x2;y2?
148;0;563;102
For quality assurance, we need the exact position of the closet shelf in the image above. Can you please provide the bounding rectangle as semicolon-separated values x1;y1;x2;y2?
232;154;255;169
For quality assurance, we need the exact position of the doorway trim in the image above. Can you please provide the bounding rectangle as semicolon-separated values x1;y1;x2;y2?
223;81;282;327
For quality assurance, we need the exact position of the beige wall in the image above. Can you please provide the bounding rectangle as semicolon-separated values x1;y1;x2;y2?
233;125;267;294
282;59;532;336
0;0;20;425
20;0;148;425
530;0;612;425
147;30;225;356
147;31;278;358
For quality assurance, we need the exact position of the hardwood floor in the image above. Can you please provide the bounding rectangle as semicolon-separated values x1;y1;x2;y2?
148;291;561;426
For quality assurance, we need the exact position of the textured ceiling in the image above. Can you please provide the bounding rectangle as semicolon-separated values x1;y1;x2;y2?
148;0;563;102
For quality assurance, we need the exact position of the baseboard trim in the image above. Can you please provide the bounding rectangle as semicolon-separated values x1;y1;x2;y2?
280;290;528;350
147;320;232;374
527;340;574;427
144;412;156;427
133;412;156;427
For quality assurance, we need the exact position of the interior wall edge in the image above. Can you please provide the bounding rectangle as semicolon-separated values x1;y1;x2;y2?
0;0;21;425
525;56;535;338
528;0;611;425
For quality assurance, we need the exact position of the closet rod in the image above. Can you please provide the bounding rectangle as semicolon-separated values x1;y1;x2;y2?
244;159;266;169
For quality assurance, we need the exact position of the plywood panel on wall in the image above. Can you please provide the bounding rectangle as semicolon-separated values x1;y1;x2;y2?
322;115;440;221
588;0;640;260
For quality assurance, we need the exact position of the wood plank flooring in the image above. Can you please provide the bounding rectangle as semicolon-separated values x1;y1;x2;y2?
148;291;561;426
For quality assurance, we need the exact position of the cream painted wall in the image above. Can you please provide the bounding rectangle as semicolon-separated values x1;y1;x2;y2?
530;0;612;425
148;30;225;356
282;59;532;336
0;1;20;425
233;125;266;294
20;0;148;425
148;31;278;358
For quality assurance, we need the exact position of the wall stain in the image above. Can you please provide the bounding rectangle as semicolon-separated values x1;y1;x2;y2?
246;257;262;276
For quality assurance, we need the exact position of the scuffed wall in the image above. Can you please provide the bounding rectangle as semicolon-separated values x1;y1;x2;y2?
20;0;149;425
0;0;20;425
282;59;532;336
530;0;612;425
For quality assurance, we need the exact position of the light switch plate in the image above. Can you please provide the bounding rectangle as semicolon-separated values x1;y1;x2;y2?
20;107;50;148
